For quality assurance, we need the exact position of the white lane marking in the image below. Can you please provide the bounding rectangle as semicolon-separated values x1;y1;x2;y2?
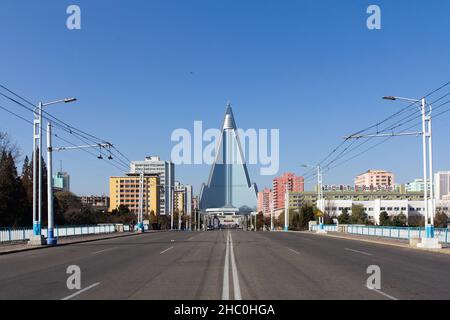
287;247;300;255
229;232;242;300
91;247;117;255
222;231;230;300
345;248;372;256
367;286;398;300
61;282;100;300
160;246;174;255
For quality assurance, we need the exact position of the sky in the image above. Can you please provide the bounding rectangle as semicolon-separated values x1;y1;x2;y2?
0;0;449;196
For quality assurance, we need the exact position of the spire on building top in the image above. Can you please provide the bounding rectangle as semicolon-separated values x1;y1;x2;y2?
223;102;236;130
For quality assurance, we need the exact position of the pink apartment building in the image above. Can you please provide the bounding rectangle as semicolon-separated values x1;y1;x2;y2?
354;170;395;188
257;188;273;216
273;173;304;210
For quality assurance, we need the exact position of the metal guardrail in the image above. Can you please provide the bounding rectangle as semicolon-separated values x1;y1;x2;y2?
310;224;449;243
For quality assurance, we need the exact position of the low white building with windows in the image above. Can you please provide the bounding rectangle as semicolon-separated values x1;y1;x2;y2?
322;199;450;224
288;190;449;225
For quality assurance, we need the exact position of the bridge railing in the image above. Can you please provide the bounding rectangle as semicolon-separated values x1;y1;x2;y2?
310;224;449;244
0;224;117;243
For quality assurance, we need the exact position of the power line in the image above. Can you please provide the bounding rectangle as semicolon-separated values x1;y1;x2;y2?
0;102;129;172
317;89;449;173
324;99;450;173
0;84;131;170
302;82;450;184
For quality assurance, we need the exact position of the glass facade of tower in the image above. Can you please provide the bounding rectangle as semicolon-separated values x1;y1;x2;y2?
199;105;258;213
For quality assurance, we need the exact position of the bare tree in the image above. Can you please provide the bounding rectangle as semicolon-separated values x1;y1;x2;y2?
0;131;20;160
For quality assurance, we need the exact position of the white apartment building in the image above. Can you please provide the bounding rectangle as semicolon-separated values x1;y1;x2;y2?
130;156;175;215
323;199;449;225
435;171;450;200
405;178;431;193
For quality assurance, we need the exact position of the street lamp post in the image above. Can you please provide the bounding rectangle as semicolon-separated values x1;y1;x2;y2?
270;202;274;231
301;164;327;234
137;172;145;233
32;102;41;237
29;98;77;246
284;190;289;231
46;122;56;245
374;96;440;248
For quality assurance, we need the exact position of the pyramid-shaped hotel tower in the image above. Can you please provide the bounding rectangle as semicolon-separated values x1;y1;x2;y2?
199;104;258;214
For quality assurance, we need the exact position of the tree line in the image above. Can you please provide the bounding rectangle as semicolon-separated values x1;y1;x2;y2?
255;203;449;231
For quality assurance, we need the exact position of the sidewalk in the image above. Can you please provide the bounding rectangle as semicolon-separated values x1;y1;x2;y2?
0;230;165;255
304;231;450;255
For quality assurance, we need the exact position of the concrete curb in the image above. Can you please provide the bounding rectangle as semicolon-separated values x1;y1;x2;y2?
0;230;171;256
301;231;450;256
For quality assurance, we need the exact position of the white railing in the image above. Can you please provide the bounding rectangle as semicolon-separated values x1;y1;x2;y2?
0;224;117;243
310;224;450;243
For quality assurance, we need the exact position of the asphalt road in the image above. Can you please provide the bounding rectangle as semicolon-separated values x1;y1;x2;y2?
1;230;450;300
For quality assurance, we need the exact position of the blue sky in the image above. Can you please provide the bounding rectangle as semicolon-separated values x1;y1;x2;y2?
0;0;449;196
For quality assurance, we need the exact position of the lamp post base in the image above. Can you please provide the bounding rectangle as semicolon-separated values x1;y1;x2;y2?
46;229;57;246
417;237;441;249
28;235;45;246
316;223;327;234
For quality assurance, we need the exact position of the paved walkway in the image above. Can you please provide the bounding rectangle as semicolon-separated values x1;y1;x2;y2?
0;231;164;255
306;230;450;254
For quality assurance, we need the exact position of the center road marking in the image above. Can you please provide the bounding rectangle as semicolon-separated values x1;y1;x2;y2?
160;246;174;255
222;232;230;300
61;282;100;300
222;231;242;300
287;247;300;255
229;232;242;300
92;247;117;255
345;248;372;256
367;286;399;300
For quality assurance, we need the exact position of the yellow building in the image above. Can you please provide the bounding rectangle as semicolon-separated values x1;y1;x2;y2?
109;174;160;215
174;190;185;214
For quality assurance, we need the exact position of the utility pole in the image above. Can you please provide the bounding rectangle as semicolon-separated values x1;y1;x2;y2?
301;164;326;233
46;123;56;245
284;190;289;231
32;102;42;238
38;102;43;236
345;96;441;249
47;140;111;246
270;201;274;231
193;208;196;231
428;102;435;227
170;185;174;230
316;165;327;233
138;172;145;233
29;97;77;246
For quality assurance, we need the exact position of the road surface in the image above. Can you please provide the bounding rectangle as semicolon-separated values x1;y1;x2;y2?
1;230;450;300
